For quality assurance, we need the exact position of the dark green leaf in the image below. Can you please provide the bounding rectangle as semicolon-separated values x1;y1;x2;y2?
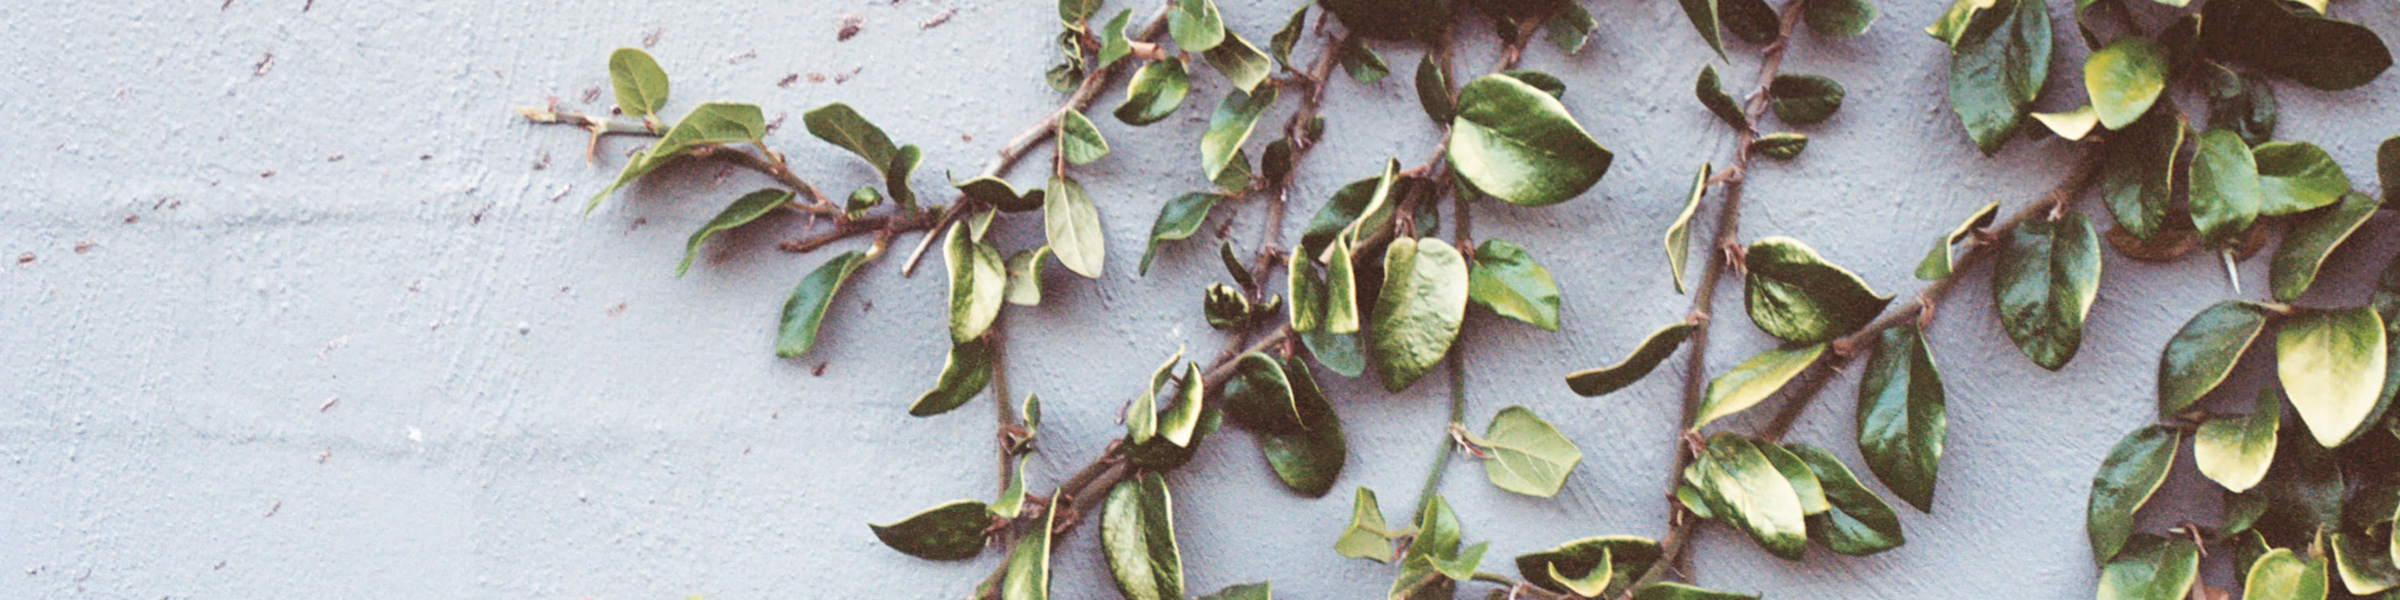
2273;192;2378;302
2190;129;2262;248
1126;408;1223;471
2333;532;2400;595
1224;352;1304;433
1270;6;1309;69
1743;236;1893;344
1213;148;1255;192
1467;239;1561;330
1915;200;1999;280
1204;32;1275;93
945;224;1006;344
2199;0;2392;91
1369;237;1471;392
1805;0;1877;37
1203;86;1279;182
870;500;991;560
1687;434;1807;559
1768;75;1845;125
1300;169;1404;258
1058;109;1110;166
1448;73;1615;207
1503;70;1568;98
2382;135;2400;206
2279;306;2388;448
1060;0;1103;25
1696;65;1747;131
1753;133;1808;159
1196;582;1273;600
1319;0;1446;41
679;189;789;277
1204;283;1252;330
1117;59;1193;126
586;103;768;212
1632;582;1759;600
804;103;900;172
1788;443;1905;555
957;177;1045;212
1471;406;1582;497
1303;328;1366;377
1262;138;1296;186
1567;323;1696;398
1338;37;1390;83
1515;536;1661;598
1665;163;1711;294
846;186;882;220
607;48;670;119
2205;67;2278;146
2097;536;2199;600
1943;0;2051;155
1720;0;1780;45
776;251;868;358
2196;389;2281;493
2087;426;2179;564
1676;0;1727;59
1169;0;1225;51
2099;110;2185;241
1695;343;1825;430
1045;175;1106;278
911;338;994;417
1258;358;1346;496
1857;323;1945;513
1415;56;1454;123
1548;3;1597;54
1101;473;1183;600
1000;496;1056;600
992;456;1029;519
2084;38;2169;130
1139;192;1225;276
1995;212;2102;371
2255;141;2353;216
2158;301;2274;418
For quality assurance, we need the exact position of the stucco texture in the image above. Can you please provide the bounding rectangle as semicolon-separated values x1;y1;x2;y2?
5;0;2398;598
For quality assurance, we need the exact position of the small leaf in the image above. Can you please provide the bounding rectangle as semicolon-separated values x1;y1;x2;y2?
1720;0;1780;44
2254;141;2353;216
870;500;991;560
1335;487;1399;562
607;48;670;119
1788;443;1906;556
1471;406;1582;497
1804;0;1878;37
1289;252;1326;333
2084;38;2169;130
2031;105;2100;141
1168;0;1225;51
1270;5;1308;69
1743;236;1893;343
1257;358;1346;497
2244;548;2330;600
1943;0;2051;155
1101;473;1183;600
1567;323;1697;398
1000;496;1057;600
1415;56;1454;123
1696;65;1748;131
2272;192;2378;302
2189;129;2262;248
1391;494;1463;599
2087;425;2179;564
1126;348;1183;445
1914;200;1999;280
1694;343;1826;430
1059;0;1103;25
2157;301;2274;418
1338;38;1389;83
846;186;883;219
1369;237;1471;392
1126;408;1223;471
1856;323;1946;513
1449;73;1615;207
1057;109;1110;166
804;103;900;173
1203;86;1279;182
2097;536;2200;600
911;338;995;417
1676;0;1727;59
1096;10;1137;68
1631;582;1759;600
1116;59;1193;126
1767;75;1845;125
1300;165;1405;258
888;145;923;211
1548;3;1597;53
1160;362;1206;446
1995;212;2102;371
585;103;768;212
1753;133;1808;159
2278;306;2388;448
2196;389;2281;493
945;225;1007;344
776;251;869;358
1005;246;1053;306
1139;193;1225;276
992;456;1030;519
1425;542;1488;582
2381;135;2399;206
1196;583;1272;600
678;189;790;277
1044;175;1107;278
1687;434;1807;559
1466;240;1561;331
1203;32;1274;93
1325;236;1361;334
1515;537;1661;598
1665;163;1711;294
2099;109;2185;241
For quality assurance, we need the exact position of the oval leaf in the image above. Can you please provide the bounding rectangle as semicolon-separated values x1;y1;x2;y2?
2245;548;2330;600
1695;343;1826;431
1767;75;1846;125
1687;434;1807;559
607;48;670;119
1567;323;1697;398
1223;352;1303;433
1044;175;1107;278
2271;192;2377;302
1168;0;1225;52
1258;359;1346;497
776;251;868;358
2157;300;2274;418
1743;236;1893;344
1006;246;1053;307
1788;443;1905;556
1448;73;1615;207
2087;426;2180;564
1804;0;1878;37
1944;0;2050;155
2189;128;2262;248
1058;109;1110;166
2196;389;2281;493
2255;141;2353;216
2099;110;2185;241
2278;306;2388;448
1995;212;2102;371
2198;0;2392;91
804;103;899;171
1202;86;1279;182
1139;192;1226;276
1116;59;1193;126
1203;32;1273;93
1857;323;1946;513
1369;237;1470;392
1101;473;1183;600
1696;65;1747;131
871;500;991;561
2097;536;2200;600
945;224;1007;344
2084;38;2168;130
1473;406;1583;497
1467;240;1562;331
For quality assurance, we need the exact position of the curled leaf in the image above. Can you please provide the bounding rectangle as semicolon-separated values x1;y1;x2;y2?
1567;323;1697;398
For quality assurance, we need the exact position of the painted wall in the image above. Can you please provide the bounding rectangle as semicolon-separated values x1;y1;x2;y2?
5;0;2397;598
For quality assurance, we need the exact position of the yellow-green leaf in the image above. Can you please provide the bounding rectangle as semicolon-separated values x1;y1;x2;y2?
1000;496;1057;600
2097;535;2199;600
1369;237;1470;392
2087;426;2179;564
2196;389;2281;493
2244;548;2329;600
607;48;670;119
1514;536;1661;598
2255;141;2353;216
1470;406;1582;497
1116;59;1193;126
1695;343;1826;430
1139;192;1225;276
1915;200;1999;280
2279;306;2388;447
1467;240;1561;331
1448;73;1614;207
1665;163;1711;294
1335;487;1400;562
1100;473;1183;600
1567;322;1697;398
1058;109;1109;166
679;188;790;277
1044;175;1107;278
1202;86;1279;182
2084;38;2168;130
945;224;1007;344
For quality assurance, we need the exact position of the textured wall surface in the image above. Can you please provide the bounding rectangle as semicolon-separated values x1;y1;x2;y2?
6;0;2399;598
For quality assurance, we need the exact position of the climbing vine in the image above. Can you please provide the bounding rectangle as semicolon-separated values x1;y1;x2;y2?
515;0;2399;599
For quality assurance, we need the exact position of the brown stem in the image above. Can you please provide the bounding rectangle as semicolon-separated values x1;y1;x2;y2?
778;210;940;255
991;322;1016;497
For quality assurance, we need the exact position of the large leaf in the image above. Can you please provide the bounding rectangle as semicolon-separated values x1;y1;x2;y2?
870;500;991;560
2158;301;2274;417
1995;212;2102;371
1448;73;1615;207
2189;128;2262;248
1687;434;1808;559
586;103;767;212
945;224;1007;344
1567;323;1697;398
1915;200;1999;280
1467;240;1561;330
1805;0;1878;37
1767;75;1846;125
1788;443;1905;555
607;48;670;119
1140;192;1226;276
2099;110;2185;241
1695;343;1826;430
2087;426;2180;564
1203;32;1273;93
2255;141;2354;216
2199;0;2392;91
1943;0;2051;155
1001;496;1057;600
1666;163;1711;294
1370;237;1471;392
2197;389;2281;493
1696;65;1747;131
1258;358;1345;496
1743;237;1892;344
2084;38;2168;130
911;338;994;417
1515;537;1661;598
1169;0;1225;51
2097;536;2200;600
1471;406;1582;497
1044;176;1107;278
2245;548;2330;600
1203;86;1279;182
804;103;900;173
2272;192;2379;302
1857;323;1945;513
776;251;868;358
2279;306;2388;447
1101;473;1183;600
1116;59;1193;126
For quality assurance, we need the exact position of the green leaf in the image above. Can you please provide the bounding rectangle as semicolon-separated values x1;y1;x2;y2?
1915;200;1999;280
1448;73;1615;207
2031;104;2100;141
945;224;1007;344
1126;348;1184;445
1097;10;1137;68
957;177;1045;212
1515;537;1662;598
1425;542;1486;582
1470;406;1582;497
1632;582;1759;600
1767;75;1846;125
2333;532;2400;596
607;48;670;119
1788;443;1906;555
804;103;900;173
1101;473;1183;600
1160;361;1207;446
2197;389;2281;493
1126;408;1223;471
1695;343;1826;430
1805;0;1878;37
911;338;995;417
1390;494;1463;600
1687;434;1808;559
1743;236;1892;343
1720;0;1780;44
2256;141;2354;216
1415;56;1454;123
1196;583;1272;600
1303;329;1366;377
1058;109;1110;166
1753;133;1808;160
677;189;789;277
1547;552;1613;598
1005;246;1052;307
1300;165;1405;258
1567;323;1696;398
1000;496;1056;600
2099;110;2185;241
2245;548;2330;600
2158;301;2274;418
2382;135;2400;207
1047;63;1085;93
1204;32;1274;93
1338;38;1390;83
1943;0;2050;155
586;103;768;212
1335;487;1400;562
1758;439;1829;515
1258;358;1346;497
1139;193;1225;276
1925;0;2002;46
2273;192;2378;302
870;500;991;560
1696;65;1748;131
2096;536;2199;600
846;186;883;220
776;251;868;358
1466;240;1561;331
991;457;1029;519
1169;0;1225;51
1503;70;1568;98
1289;252;1326;333
1116;59;1193;126
1213;148;1255;192
2205;67;2278;147
1059;0;1102;24
2199;0;2392;92
1677;0;1727;59
1223;351;1308;431
1994;212;2102;370
2087;426;2179;565
2189;129;2262;248
1044;175;1106;279
1369;237;1471;392
1665;163;1711;294
1203;86;1279;182
1857;323;1945;513
1270;6;1308;69
1549;3;1597;53
1325;237;1361;334
2084;38;2168;130
888;145;923;211
2279;306;2388;447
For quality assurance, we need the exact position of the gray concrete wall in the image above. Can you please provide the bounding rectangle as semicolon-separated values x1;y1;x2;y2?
5;0;2397;598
